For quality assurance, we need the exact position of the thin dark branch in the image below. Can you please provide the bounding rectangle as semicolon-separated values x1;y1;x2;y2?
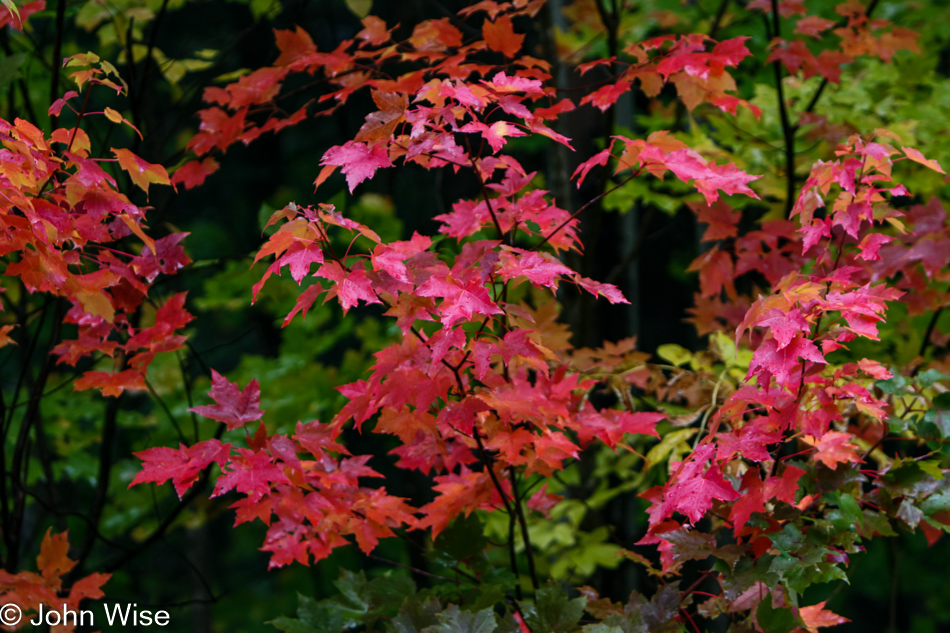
145;377;187;442
48;0;67;128
176;351;201;442
507;505;521;600
604;206;659;284
709;0;730;38
70;396;122;577
31;405;65;532
158;533;219;602
471;157;507;242
366;553;459;583
19;484;131;552
918;307;943;358
533;172;639;251
765;4;797;218
5;297;50;429
134;0;171;120
7;299;64;572
508;468;539;590
472;428;522;597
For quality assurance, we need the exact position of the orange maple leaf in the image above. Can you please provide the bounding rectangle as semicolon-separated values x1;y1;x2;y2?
797;601;850;632
483;15;524;58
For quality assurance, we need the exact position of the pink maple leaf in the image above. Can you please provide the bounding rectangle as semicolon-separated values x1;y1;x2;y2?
189;369;265;431
321;141;392;192
315;261;382;312
416;275;503;326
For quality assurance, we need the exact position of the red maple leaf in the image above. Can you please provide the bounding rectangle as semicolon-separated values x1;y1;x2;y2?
113;148;170;196
128;233;191;283
688;246;737;300
532;429;580;472
690;200;741;241
755;308;810;349
418;468;496;538
487;71;545;94
580;80;632;112
715;418;782;462
497;247;573;289
74;369;146;397
645;445;740;526
856;233;893;260
171;157;220;190
729;469;765;532
294;420;350;458
4;528;111;612
574;409;663;447
796;15;836;38
371;232;432;283
277;240;325;283
747;334;826;388
573;275;629;304
764;464;805;503
409;18;462;51
0;0;44;30
67;572;110;607
37;528;77;581
212;448;290;501
355;15;392;47
129;439;231;498
282;283;323;326
902;146;945;174
663;462;740;525
273;25;316;66
189;369;265;431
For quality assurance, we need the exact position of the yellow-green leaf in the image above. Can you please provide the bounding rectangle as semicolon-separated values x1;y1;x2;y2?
345;0;371;18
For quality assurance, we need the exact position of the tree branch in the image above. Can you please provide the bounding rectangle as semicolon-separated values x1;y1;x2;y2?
765;4;798;218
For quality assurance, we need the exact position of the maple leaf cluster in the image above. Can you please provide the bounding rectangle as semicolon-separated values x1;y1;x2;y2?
117;0;950;630
574;130;763;206
629;130;948;613
0;529;109;632
579;34;762;116
760;0;920;85
134;1;699;568
0;54;196;625
0;56;187;399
